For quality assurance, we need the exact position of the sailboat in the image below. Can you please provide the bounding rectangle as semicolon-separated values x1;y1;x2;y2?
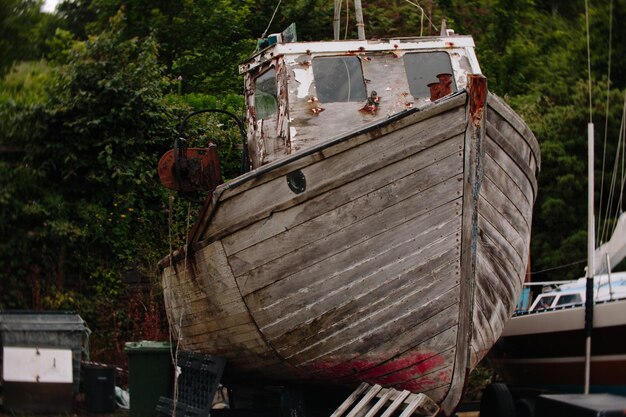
157;16;540;416
490;8;626;394
491;212;626;395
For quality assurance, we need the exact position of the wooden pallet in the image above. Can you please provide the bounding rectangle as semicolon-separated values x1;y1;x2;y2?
330;383;440;417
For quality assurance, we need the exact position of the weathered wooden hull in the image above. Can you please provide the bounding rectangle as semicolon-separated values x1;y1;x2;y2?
160;85;539;415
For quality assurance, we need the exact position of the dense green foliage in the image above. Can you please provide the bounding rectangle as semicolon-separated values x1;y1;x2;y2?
1;0;625;364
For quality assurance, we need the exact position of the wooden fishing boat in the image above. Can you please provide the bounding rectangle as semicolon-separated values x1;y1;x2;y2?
158;31;540;415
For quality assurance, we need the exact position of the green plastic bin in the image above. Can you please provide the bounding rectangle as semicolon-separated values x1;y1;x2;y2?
125;341;173;417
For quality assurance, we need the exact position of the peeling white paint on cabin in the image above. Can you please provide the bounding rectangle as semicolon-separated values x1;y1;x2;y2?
292;68;314;99
241;36;482;170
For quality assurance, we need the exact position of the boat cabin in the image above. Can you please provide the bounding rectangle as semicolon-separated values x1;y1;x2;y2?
239;36;481;168
529;291;584;311
525;272;626;312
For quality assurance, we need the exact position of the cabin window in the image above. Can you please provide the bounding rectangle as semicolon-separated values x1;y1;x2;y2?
403;52;456;98
534;295;555;310
556;293;582;306
254;68;278;119
312;56;367;103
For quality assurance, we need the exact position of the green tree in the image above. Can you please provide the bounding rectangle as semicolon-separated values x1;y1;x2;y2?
0;0;50;74
55;0;255;94
0;13;177;308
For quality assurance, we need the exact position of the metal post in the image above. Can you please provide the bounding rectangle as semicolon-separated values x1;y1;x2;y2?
584;122;595;394
354;0;366;40
333;0;341;40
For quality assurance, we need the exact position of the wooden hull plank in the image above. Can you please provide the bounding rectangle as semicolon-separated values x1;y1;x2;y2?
286;283;460;368
395;363;454;394
218;94;468;201
265;252;459;357
375;348;455;387
225;133;464;264
484;151;533;210
487;93;540;168
341;325;459;383
205;108;466;242
485;125;537;198
246;174;461;301
271;258;460;360
246;200;461;336
237;175;463;299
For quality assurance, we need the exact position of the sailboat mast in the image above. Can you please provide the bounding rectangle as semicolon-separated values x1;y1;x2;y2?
584;121;595;394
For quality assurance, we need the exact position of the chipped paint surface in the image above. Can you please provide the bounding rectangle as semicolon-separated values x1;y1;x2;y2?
243;38;482;169
293;68;314;99
239;36;477;74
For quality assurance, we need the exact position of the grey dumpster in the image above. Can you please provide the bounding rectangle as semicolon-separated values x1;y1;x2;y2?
0;311;88;413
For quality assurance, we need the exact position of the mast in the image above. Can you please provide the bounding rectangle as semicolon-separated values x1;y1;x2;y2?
354;0;366;40
584;121;595;394
583;0;594;395
333;0;341;40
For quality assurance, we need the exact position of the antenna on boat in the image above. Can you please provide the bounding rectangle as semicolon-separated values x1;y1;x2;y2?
354;0;366;40
333;0;341;40
333;0;366;40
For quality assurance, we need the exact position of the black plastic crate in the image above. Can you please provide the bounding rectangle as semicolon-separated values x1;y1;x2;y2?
156;352;226;417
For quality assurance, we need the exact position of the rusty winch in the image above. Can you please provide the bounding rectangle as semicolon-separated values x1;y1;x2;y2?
158;109;248;202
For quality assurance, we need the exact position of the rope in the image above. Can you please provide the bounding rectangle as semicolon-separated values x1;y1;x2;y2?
344;1;349;40
261;0;282;39
612;92;626;215
168;194;174;269
597;0;614;247
529;259;587;275
403;0;438;32
166;196;194;417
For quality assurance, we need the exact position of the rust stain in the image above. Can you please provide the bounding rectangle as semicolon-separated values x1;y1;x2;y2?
428;73;453;101
359;90;380;114
468;74;487;127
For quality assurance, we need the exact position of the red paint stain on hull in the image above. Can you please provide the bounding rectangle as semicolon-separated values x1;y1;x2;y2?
396;368;452;392
373;354;447;385
305;351;448;388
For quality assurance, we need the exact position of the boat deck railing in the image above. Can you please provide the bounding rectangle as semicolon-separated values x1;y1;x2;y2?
513;295;626;317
